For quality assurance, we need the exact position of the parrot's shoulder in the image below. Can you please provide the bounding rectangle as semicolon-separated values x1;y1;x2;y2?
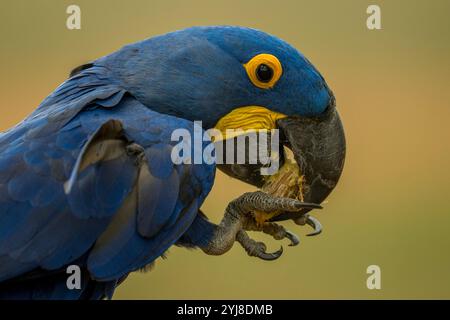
0;64;214;186
0;71;216;289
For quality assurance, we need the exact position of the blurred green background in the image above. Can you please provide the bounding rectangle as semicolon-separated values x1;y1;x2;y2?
1;0;449;299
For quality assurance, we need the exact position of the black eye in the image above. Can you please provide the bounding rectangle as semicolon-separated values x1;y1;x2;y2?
255;64;273;83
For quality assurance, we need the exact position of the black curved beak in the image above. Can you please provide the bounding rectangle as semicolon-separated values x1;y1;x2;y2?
271;105;346;221
216;101;346;222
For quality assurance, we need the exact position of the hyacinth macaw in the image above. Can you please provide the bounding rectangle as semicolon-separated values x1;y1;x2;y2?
0;26;345;299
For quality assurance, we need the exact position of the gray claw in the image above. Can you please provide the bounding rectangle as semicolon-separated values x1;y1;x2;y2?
257;246;284;261
294;202;323;210
306;216;322;236
285;230;300;246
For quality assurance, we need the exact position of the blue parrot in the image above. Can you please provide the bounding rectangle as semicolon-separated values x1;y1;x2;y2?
0;26;345;299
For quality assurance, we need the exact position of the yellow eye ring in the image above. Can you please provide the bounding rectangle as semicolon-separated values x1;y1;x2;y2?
244;54;283;89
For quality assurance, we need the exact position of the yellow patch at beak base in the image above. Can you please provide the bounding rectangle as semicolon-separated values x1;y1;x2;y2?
214;106;286;141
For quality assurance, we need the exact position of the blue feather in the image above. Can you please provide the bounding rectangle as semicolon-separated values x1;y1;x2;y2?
0;75;215;295
0;26;332;298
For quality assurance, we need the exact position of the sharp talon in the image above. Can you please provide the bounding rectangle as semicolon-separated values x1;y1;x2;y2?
258;246;283;261
294;202;323;210
306;216;322;236
285;230;300;246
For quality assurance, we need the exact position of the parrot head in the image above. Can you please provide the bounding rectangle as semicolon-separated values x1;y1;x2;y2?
89;26;345;219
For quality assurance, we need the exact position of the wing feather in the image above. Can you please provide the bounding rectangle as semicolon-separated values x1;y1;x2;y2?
0;69;215;293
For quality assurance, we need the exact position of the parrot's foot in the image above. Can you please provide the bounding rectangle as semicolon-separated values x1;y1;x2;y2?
200;191;321;261
236;230;284;260
243;220;300;246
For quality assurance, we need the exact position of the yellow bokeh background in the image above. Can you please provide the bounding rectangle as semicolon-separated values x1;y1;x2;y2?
1;0;449;299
